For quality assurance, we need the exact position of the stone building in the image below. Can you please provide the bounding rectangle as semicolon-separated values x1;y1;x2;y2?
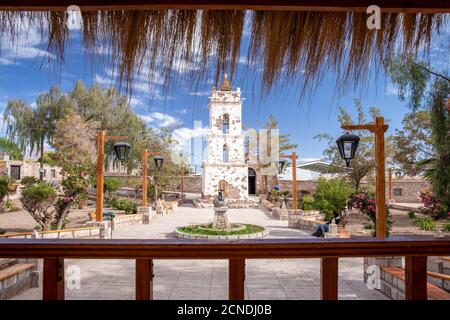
202;75;248;199
0;154;62;183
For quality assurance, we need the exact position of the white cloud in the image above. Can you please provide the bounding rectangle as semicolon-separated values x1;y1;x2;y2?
172;126;209;146
0;19;55;61
189;90;210;96
140;112;181;127
0;58;17;66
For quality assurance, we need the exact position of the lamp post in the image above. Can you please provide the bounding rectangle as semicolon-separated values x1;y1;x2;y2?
339;116;389;239
141;149;164;207
388;168;393;203
281;152;298;210
95;130;129;222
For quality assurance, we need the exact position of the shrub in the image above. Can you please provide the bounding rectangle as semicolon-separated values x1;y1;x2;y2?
413;217;436;230
20;182;57;230
300;196;315;211
408;211;416;220
348;191;393;237
0;175;12;213
443;224;450;232
20;176;39;187
420;191;447;219
108;197;137;215
313;178;354;220
104;178;122;197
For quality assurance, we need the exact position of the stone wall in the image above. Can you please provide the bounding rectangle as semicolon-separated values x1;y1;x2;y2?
279;178;429;203
166;175;202;193
386;179;429;203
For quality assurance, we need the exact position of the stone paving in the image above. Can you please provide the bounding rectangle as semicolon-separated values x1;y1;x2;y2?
12;206;387;300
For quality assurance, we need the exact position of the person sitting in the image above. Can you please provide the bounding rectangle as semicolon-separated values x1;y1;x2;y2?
312;212;341;237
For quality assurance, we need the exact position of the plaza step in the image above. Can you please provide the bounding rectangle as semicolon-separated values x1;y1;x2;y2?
0;262;38;300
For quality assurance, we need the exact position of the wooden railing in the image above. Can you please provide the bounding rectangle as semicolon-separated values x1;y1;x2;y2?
0;237;449;300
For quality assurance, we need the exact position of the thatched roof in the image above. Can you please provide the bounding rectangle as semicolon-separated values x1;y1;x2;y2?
0;10;447;98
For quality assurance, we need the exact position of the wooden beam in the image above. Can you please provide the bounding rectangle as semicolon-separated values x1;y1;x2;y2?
405;256;427;300
1;1;450;13
135;259;153;300
142;149;148;207
95;130;105;222
291;152;298;210
375;117;387;239
229;259;245;300
320;257;338;300
341;124;376;132
43;258;64;300
1;237;450;259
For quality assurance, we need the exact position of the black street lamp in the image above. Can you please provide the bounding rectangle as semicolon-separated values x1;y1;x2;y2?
113;142;132;165
336;132;360;167
154;156;164;171
277;159;287;174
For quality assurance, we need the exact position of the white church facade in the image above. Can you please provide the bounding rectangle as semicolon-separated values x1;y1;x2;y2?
202;75;249;199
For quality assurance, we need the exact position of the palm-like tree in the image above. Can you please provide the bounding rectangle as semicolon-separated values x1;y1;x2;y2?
3;86;70;180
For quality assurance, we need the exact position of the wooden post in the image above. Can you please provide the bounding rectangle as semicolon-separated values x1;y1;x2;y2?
181;163;185;195
229;259;245;300
375;117;387;239
142;149;148;207
43;258;65;300
135;259;153;300
405;256;428;300
95;130;105;222
388;168;393;203
291;152;298;210
320;257;338;300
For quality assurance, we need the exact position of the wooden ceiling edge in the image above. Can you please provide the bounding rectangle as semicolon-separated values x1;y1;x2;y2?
0;6;450;13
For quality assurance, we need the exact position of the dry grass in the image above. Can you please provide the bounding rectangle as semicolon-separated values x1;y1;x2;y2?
0;10;447;97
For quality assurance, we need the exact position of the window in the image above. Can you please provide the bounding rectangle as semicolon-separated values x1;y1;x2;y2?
51;169;56;178
393;188;403;197
223;144;229;163
222;114;229;134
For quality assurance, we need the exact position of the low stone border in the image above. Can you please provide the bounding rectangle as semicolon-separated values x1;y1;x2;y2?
0;227;101;239
174;228;269;240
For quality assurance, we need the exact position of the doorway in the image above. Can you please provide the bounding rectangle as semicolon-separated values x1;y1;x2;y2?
10;165;21;181
248;168;256;195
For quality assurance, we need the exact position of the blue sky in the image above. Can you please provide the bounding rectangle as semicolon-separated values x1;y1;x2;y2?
0;15;449;167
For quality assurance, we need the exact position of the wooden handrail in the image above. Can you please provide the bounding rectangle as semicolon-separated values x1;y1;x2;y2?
0;237;449;259
1;237;449;300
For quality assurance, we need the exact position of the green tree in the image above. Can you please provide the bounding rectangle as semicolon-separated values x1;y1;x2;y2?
20;182;57;231
3;86;70;179
313;177;354;220
0;138;23;160
315;100;393;190
385;54;450;217
391;111;433;176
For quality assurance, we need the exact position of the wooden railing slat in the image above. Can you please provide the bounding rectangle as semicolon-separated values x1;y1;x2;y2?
43;257;65;300
229;258;245;300
320;257;338;300
135;259;153;300
1;237;449;259
405;256;427;300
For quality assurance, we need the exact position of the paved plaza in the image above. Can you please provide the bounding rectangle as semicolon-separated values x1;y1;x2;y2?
12;206;387;300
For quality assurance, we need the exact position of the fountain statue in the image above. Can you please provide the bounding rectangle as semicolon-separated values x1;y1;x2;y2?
212;190;230;230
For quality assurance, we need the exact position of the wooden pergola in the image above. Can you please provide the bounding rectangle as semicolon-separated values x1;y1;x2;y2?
1;0;450;12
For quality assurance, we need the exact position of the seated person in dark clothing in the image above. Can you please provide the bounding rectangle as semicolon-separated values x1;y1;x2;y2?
312;212;341;237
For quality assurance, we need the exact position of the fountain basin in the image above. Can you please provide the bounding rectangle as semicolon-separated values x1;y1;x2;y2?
174;223;269;240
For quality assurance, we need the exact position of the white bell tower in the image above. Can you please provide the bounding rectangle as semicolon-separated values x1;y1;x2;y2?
202;75;248;199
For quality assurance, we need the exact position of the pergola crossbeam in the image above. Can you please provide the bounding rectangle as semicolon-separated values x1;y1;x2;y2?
1;0;450;13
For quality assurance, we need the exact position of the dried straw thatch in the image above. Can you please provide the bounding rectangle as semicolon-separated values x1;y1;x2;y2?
0;10;447;97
